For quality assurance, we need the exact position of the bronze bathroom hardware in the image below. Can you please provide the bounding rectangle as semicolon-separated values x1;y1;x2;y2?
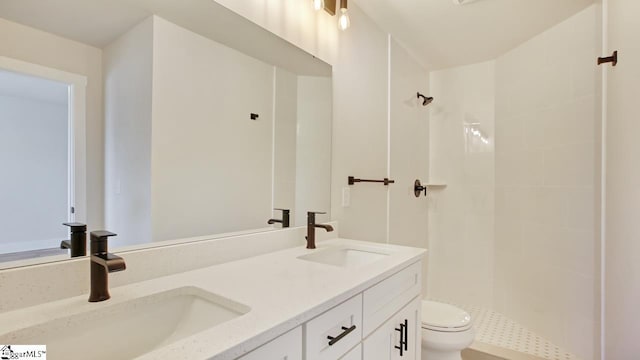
268;208;290;228
395;319;408;356
306;211;334;249
414;179;428;198
598;51;618;66
60;222;87;258
327;325;356;346
89;231;126;302
348;176;395;186
417;92;434;106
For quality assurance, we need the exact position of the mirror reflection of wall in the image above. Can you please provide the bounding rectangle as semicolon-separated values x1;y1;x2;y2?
274;71;333;228
104;16;332;247
0;1;332;263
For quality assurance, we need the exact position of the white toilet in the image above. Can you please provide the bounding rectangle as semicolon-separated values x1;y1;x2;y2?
421;300;475;360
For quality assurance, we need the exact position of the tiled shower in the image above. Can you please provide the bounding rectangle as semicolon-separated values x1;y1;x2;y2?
427;5;600;360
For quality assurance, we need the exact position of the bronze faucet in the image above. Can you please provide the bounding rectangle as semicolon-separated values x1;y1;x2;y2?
268;208;290;228
60;222;87;258
89;231;126;302
306;211;334;249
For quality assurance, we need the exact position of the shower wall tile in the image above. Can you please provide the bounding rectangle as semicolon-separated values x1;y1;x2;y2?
493;5;599;360
428;61;496;309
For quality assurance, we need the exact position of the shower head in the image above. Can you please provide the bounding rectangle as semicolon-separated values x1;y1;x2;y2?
417;92;434;106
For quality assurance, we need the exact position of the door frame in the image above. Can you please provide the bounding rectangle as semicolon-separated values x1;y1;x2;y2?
0;56;88;223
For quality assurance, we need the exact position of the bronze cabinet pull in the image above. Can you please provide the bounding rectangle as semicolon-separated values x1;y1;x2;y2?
394;319;409;356
327;325;356;346
403;319;408;351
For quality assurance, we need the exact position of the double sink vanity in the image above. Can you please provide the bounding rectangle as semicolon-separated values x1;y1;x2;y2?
0;227;425;360
0;1;427;359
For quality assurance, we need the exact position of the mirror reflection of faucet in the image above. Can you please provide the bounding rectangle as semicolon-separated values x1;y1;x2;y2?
305;211;334;249
60;222;87;258
267;208;290;228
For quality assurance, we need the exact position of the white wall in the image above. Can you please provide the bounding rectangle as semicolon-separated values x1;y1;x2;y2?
387;37;429;282
330;5;391;243
605;0;640;358
0;18;104;232
103;17;154;247
151;16;274;242
295;76;332;226
494;6;599;359
428;61;496;308
273;68;298;226
0;95;68;252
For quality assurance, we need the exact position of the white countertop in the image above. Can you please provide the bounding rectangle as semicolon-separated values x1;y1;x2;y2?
0;238;425;360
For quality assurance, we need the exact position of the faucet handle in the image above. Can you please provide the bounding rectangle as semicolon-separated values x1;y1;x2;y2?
91;231;117;241
307;211;327;227
90;231;117;254
63;222;87;232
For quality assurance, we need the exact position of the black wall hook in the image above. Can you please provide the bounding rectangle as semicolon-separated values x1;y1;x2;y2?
598;51;618;66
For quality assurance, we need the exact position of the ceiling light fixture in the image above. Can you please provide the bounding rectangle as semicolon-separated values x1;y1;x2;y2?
338;0;351;31
313;0;350;31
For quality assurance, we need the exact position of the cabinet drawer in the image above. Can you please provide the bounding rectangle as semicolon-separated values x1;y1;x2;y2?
305;294;363;360
362;261;421;335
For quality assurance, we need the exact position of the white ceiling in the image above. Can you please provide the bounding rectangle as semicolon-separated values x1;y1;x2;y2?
0;0;150;48
0;70;68;105
352;0;596;69
0;0;596;72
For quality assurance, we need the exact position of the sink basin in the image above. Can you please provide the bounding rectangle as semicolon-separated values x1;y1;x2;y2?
0;286;250;360
298;245;390;268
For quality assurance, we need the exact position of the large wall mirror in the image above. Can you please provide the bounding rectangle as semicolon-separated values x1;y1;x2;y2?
0;0;332;268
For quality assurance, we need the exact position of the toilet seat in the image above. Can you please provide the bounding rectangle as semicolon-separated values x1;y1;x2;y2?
421;301;472;332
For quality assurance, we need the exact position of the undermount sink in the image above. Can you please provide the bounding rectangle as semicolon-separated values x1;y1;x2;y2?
298;245;390;268
1;286;250;360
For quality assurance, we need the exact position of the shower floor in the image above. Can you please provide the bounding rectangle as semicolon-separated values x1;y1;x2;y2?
435;300;579;360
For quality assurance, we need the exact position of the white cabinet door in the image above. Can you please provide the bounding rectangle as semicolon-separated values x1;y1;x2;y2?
237;326;302;360
363;261;421;336
362;297;421;360
340;344;362;360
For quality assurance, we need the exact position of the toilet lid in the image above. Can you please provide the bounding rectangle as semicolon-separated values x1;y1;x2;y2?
421;301;472;332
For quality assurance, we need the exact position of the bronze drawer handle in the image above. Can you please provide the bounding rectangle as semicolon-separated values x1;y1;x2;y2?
327;325;356;346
